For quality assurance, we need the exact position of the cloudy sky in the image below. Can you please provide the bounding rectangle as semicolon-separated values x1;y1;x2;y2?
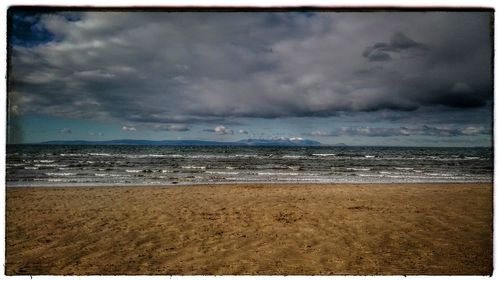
8;9;493;146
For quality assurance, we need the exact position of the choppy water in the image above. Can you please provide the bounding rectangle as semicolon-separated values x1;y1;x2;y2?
6;145;493;186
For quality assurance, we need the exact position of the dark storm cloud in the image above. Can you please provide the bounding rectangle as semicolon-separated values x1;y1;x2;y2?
304;125;490;138
341;105;493;126
9;11;492;126
365;50;392;62
390;32;427;49
362;32;428;61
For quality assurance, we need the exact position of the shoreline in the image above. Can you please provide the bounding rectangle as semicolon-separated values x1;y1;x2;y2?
6;182;493;275
6;179;494;188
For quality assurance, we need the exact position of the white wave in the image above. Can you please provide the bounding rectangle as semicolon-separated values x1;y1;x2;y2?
256;165;288;169
312;153;336;157
181;165;206;170
233;154;258;158
126;154;176;158
380;171;414;175
421;157;478;161
45;172;76;176
47;178;70;182
346;168;371;171
282;155;305;159
144;154;168;158
185;155;223;159
32;178;72;182
424;173;453;177
35;164;68;167
7;163;25;167
95;173;122;177
24;166;39;170
60;153;85;157
257;172;300;176
34;160;55;163
205;171;239;175
288;166;301;171
225;166;236;170
89;153;112;156
126;169;141;173
395;167;414;170
364;155;375;158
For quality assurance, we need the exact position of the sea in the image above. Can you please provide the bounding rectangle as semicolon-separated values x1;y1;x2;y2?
5;145;493;187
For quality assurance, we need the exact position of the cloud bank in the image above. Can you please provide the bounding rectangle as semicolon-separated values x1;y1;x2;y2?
9;11;492;128
304;125;490;138
214;125;234;135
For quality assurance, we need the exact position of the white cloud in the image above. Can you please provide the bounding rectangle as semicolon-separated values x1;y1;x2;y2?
460;126;487;135
308;130;329;137
89;132;103;136
152;124;189;132
122;125;136;131
59;128;72;134
213;125;233;135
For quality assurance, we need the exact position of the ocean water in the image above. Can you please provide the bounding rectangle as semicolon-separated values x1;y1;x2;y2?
6;145;493;186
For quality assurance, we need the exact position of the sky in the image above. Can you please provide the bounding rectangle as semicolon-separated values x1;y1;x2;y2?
7;9;493;146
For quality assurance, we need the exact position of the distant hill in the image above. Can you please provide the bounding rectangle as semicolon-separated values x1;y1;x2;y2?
331;143;348;147
237;138;321;146
40;139;237;146
39;138;323;146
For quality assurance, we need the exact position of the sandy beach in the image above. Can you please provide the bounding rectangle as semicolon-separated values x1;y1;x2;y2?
5;183;492;275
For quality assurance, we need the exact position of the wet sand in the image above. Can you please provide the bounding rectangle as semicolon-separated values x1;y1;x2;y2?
5;183;493;275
